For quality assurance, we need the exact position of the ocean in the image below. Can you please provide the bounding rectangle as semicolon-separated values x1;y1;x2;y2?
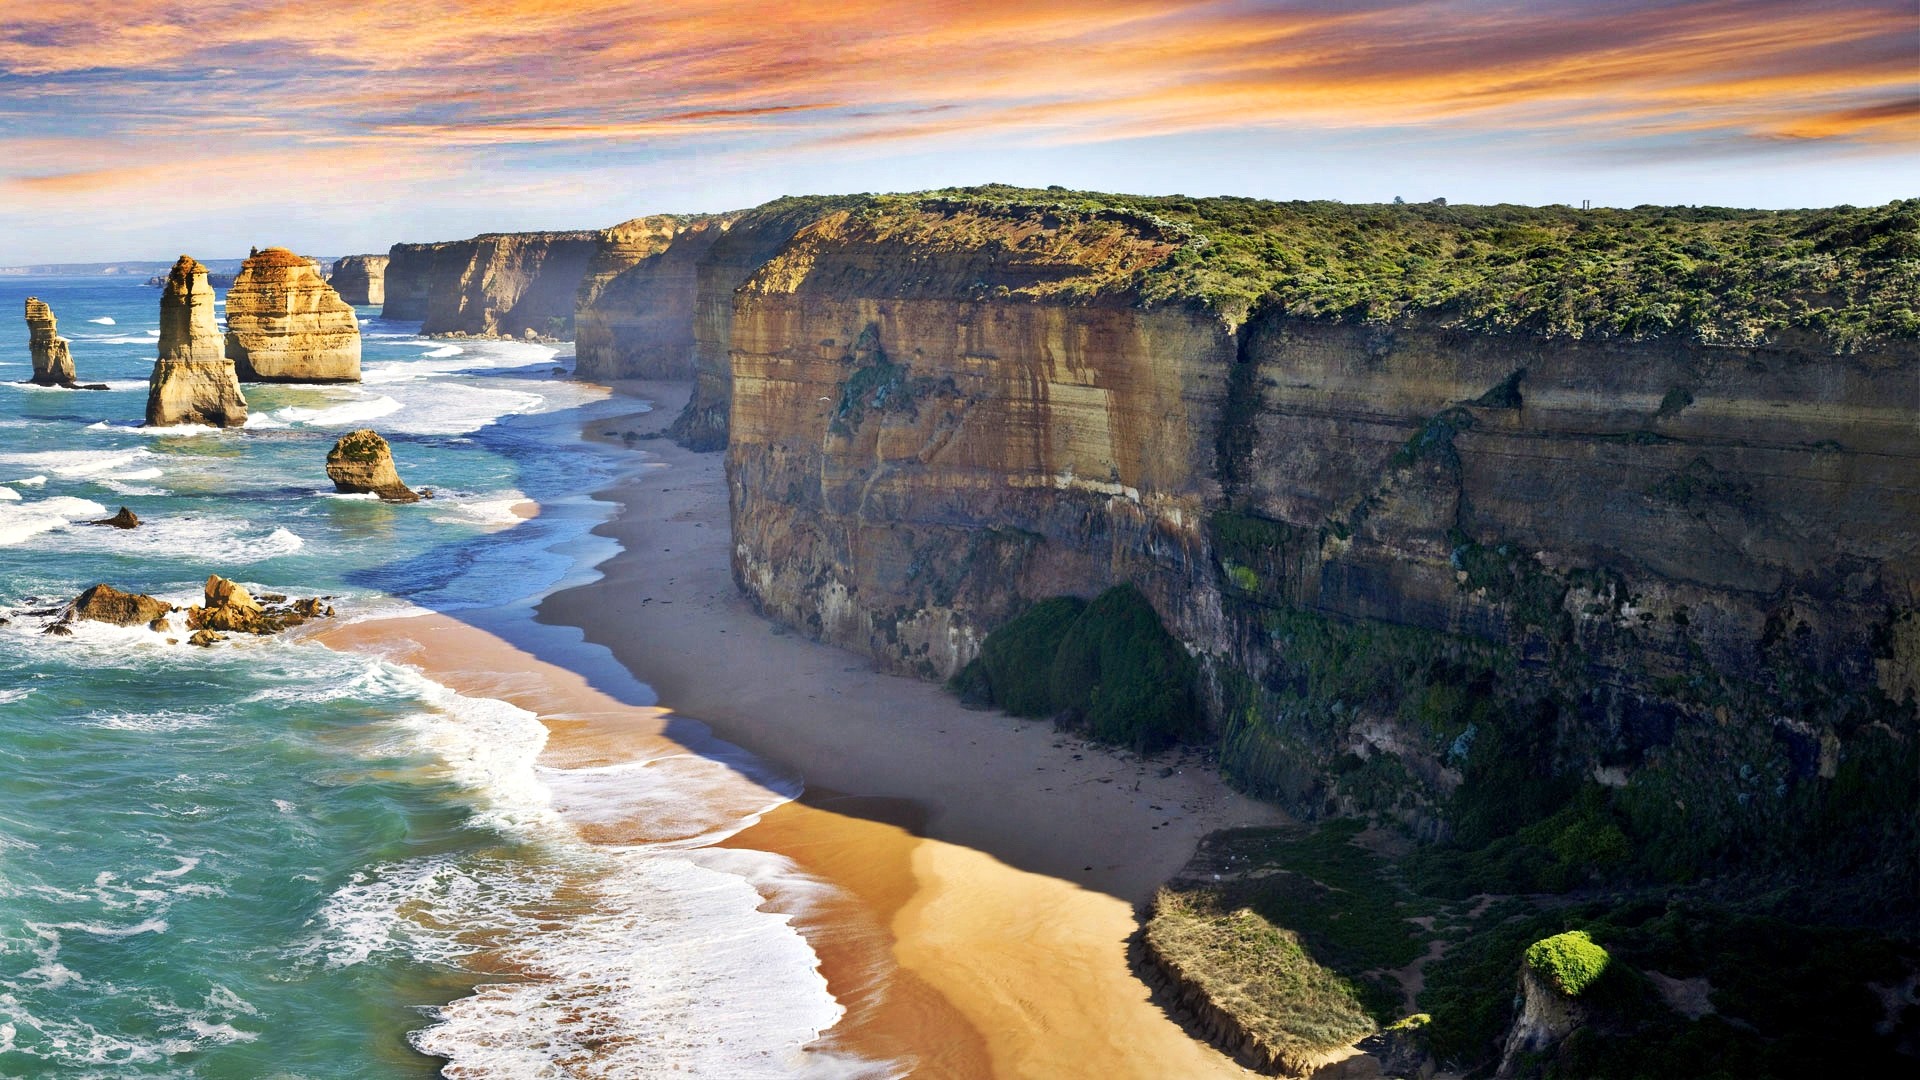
0;276;867;1078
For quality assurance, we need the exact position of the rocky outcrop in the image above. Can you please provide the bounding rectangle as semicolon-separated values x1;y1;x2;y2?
225;247;362;382
146;256;247;427
62;583;171;628
383;231;599;336
89;507;140;529
669;196;867;450
1496;967;1588;1077
328;254;388;305
186;574;333;634
325;429;419;502
24;297;77;386
574;215;729;381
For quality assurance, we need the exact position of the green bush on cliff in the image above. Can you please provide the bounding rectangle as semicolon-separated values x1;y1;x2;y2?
1526;930;1611;997
949;585;1200;753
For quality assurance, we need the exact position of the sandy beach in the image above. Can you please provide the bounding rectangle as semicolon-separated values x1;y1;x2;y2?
326;379;1286;1078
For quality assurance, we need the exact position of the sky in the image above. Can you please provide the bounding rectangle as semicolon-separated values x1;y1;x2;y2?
0;0;1914;264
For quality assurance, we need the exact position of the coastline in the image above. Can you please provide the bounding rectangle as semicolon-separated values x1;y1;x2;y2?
322;379;1284;1077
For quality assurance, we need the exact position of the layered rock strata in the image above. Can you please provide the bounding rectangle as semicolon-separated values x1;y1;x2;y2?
325;429;419;502
574;215;728;381
383;231;599;336
716;195;1919;873
146;256;247;427
225;247;362;382
327;254;388;305
24;297;77;386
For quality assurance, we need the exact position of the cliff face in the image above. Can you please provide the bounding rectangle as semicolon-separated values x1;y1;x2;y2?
574;215;726;381
148;256;247;427
383;231;600;337
719;194;1919;876
725;202;1227;679
24;297;76;386
669;197;871;450
328;254;388;305
225;247;361;382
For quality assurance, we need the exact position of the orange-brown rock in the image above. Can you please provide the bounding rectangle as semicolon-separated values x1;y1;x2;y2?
324;429;419;502
147;256;247;427
24;297;77;386
186;574;334;634
328;254;388;305
63;583;172;628
574;215;729;381
225;247;362;382
383;231;600;337
89;506;141;529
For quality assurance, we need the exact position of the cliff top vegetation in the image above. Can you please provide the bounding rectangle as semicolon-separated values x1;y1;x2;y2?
853;185;1918;352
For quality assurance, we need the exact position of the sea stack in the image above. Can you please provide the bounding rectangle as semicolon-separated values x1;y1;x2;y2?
325;429;420;502
24;297;78;386
226;247;362;382
328;254;388;306
146;256;247;427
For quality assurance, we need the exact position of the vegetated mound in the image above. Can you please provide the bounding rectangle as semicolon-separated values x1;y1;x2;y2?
949;584;1202;753
882;184;1918;349
1526;930;1611;997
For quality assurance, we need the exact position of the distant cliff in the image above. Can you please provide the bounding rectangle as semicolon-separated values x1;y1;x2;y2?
574;215;722;382
328;254;388;306
383;231;599;336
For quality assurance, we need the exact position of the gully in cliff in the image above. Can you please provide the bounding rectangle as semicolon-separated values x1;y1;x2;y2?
145;255;248;428
22;297;105;389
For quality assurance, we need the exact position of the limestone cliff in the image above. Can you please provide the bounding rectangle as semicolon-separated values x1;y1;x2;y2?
717;191;1919;888
147;256;247;427
225;247;362;382
328;254;388;305
668;196;871;449
24;297;77;386
383;231;599;337
574;215;727;381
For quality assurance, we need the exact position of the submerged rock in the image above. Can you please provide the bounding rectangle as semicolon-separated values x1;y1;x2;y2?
64;583;172;627
325;429;419;502
147;256;248;427
226;247;362;382
186;574;333;635
90;506;141;529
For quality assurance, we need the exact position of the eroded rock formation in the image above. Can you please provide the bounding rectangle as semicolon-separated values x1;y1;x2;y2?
24;297;77;386
186;574;333;634
574;215;729;381
63;583;171;628
383;231;599;336
225;247;362;382
328;254;388;305
146;256;247;427
325;429;419;502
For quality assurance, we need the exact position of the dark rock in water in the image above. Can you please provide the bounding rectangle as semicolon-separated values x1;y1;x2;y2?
325;429;419;502
90;507;141;529
147;615;169;632
0;617;10;627
188;629;226;647
186;575;335;635
66;583;171;627
43;623;74;636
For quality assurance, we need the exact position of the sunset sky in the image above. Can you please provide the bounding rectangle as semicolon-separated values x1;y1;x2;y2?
1;0;1914;264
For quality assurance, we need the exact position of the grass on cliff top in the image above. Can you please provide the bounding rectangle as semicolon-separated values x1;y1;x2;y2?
1147;886;1380;1062
856;184;1918;351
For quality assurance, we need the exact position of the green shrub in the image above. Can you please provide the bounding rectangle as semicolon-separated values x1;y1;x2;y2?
1050;585;1202;752
1526;930;1611;996
949;596;1085;715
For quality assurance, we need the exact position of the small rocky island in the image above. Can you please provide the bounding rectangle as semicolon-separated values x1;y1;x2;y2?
23;297;104;389
145;256;248;427
325;429;421;502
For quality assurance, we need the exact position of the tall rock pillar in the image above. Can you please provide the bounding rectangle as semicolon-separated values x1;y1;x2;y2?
226;246;362;382
24;297;77;386
146;255;248;427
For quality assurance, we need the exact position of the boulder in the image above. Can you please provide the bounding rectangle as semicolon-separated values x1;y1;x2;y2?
64;583;172;627
188;629;226;647
325;429;419;502
90;506;141;529
186;574;334;635
226;247;362;382
146;256;248;427
24;297;77;386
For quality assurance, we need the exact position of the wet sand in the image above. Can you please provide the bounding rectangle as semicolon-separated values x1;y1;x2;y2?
326;379;1285;1077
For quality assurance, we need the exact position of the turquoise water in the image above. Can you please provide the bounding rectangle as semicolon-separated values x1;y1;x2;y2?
0;278;871;1078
